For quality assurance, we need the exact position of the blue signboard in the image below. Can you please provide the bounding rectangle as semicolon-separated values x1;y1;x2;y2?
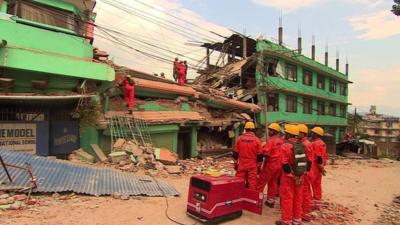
50;121;80;155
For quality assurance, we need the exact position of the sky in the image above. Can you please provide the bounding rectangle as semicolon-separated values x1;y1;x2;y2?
93;0;400;116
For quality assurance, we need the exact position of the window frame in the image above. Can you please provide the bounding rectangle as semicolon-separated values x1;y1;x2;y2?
339;82;347;96
340;105;346;118
267;93;279;112
303;98;312;114
328;103;337;116
285;64;297;82
329;79;337;93
317;75;325;90
286;95;298;113
302;70;313;86
317;101;325;115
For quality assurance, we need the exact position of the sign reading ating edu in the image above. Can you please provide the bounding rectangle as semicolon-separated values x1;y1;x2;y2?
0;123;37;153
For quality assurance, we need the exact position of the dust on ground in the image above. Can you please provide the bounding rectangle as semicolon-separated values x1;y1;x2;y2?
1;158;399;225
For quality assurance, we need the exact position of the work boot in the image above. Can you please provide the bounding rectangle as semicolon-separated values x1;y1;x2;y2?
265;201;274;208
128;110;133;115
275;221;282;225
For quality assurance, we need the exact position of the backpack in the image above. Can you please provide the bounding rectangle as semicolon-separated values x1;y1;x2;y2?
291;140;307;176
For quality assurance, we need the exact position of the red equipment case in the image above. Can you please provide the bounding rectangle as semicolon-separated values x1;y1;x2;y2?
186;175;263;223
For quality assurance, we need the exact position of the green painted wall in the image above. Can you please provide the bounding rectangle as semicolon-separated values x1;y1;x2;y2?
147;124;179;153
1;1;7;13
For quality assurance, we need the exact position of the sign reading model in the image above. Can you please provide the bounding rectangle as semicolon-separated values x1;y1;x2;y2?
0;123;37;153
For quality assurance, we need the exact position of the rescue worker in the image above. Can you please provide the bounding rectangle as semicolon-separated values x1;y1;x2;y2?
276;124;305;225
173;58;179;82
310;127;327;210
124;77;135;114
233;122;263;190
257;123;283;208
298;124;315;221
177;61;186;86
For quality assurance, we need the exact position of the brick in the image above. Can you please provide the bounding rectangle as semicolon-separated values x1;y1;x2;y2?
165;165;181;174
74;148;95;163
113;138;126;149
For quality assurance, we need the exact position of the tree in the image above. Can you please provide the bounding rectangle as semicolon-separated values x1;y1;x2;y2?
393;0;400;16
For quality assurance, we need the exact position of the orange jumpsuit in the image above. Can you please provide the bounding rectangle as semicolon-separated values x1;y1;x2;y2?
301;137;315;220
311;137;327;209
279;138;305;225
257;135;283;204
233;132;262;190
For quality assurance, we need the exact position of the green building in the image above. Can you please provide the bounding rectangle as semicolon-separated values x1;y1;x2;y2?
0;0;114;156
256;39;351;143
198;34;352;143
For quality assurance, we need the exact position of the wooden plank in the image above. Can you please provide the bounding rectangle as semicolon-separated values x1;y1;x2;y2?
90;144;108;162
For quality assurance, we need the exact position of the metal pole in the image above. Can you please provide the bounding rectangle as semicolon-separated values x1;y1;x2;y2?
0;154;13;183
264;95;269;141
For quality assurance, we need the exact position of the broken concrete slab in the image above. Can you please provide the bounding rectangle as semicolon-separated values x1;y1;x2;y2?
154;148;178;165
90;144;108;162
74;148;95;163
108;151;128;164
113;138;126;149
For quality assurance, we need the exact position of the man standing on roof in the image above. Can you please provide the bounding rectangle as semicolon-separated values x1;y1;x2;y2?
257;123;283;208
233;121;263;190
173;58;179;82
276;124;307;225
310;127;327;210
298;124;315;222
120;75;135;114
177;61;186;86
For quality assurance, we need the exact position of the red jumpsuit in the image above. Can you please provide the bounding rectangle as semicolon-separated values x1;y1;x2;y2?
257;135;283;205
177;63;186;86
311;138;327;209
280;138;304;225
234;132;262;190
123;79;135;111
301;137;315;220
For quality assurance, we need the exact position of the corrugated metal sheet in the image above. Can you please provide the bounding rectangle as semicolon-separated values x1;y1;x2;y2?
0;150;179;197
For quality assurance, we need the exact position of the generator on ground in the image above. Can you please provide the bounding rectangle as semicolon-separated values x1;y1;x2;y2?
186;175;263;223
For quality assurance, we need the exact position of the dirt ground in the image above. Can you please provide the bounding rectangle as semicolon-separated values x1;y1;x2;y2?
1;158;399;225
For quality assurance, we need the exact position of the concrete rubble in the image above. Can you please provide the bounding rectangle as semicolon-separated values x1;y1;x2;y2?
374;196;400;225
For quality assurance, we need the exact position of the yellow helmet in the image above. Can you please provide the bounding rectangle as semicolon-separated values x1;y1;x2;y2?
244;121;255;129
311;127;324;136
284;124;299;136
298;124;308;134
268;123;281;132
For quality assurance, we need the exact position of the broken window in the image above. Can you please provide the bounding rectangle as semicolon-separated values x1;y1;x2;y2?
286;64;297;82
317;101;325;115
328;103;336;116
303;70;312;86
339;82;347;96
340;105;346;117
10;0;79;32
303;98;312;114
286;95;297;113
317;75;325;90
267;93;279;112
263;58;279;76
329;79;337;93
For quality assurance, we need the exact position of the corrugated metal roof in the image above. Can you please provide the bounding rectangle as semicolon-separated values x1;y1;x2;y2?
0;150;179;197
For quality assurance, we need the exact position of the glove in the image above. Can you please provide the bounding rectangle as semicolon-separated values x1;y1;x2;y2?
318;164;327;176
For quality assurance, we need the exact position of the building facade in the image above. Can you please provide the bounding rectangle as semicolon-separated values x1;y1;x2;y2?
255;39;351;143
0;0;114;156
359;106;400;157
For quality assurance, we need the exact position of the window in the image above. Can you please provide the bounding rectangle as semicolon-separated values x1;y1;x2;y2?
374;129;379;134
286;95;297;113
339;82;347;96
267;93;279;112
286;64;297;82
340;105;346;117
317;75;325;89
339;128;346;141
303;70;312;86
328;103;336;116
329;79;337;93
264;58;279;76
317;101;325;115
387;130;392;135
9;0;79;32
303;98;312;114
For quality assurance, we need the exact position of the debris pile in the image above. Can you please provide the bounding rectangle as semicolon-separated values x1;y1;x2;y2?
310;201;357;225
374;196;400;225
180;157;235;176
0;192;37;211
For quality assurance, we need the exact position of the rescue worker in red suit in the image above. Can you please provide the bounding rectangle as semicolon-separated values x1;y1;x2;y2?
173;58;179;82
298;124;315;221
233;122;263;190
177;61;186;86
276;124;304;225
121;75;135;114
257;123;283;208
310;127;327;210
